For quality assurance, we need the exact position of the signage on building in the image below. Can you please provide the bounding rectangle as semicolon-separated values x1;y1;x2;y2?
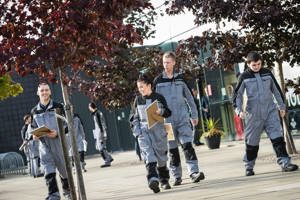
286;91;300;110
285;89;300;133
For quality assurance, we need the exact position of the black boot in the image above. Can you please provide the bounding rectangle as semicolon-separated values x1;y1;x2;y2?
146;162;160;193
60;176;71;200
45;173;59;198
157;166;171;190
169;147;182;186
282;164;298;172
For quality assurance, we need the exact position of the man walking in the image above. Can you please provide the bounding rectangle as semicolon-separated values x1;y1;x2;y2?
153;51;205;186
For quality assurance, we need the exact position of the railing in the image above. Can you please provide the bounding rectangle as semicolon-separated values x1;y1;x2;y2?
0;152;26;176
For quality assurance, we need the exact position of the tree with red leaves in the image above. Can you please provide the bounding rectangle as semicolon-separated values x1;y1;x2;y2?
0;1;158;198
165;0;299;154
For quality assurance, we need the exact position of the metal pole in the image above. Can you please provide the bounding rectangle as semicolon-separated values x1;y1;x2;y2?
196;79;205;133
58;68;87;200
55;108;77;200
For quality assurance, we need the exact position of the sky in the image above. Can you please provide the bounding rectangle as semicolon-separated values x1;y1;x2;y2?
143;0;214;46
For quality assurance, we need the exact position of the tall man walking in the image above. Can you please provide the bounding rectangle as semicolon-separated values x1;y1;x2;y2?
31;82;71;200
153;51;205;186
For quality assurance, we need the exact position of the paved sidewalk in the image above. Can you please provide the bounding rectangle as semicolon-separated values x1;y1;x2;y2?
1;138;300;200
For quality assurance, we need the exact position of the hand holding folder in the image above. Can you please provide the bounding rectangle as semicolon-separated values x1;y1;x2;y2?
30;125;51;137
146;100;164;129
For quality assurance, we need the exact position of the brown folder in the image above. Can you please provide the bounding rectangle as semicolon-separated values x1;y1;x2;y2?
30;126;51;137
146;100;164;129
164;123;175;141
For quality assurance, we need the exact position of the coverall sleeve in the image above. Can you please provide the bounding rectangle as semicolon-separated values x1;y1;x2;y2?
130;97;142;138
270;73;286;110
77;117;86;140
20;125;27;141
232;75;245;115
95;112;104;133
183;83;198;120
157;95;172;118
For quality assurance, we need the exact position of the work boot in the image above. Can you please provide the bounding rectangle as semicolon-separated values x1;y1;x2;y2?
101;157;114;168
63;190;72;200
45;192;60;200
100;163;111;168
245;169;255;176
81;162;87;172
190;172;205;183
282;163;298;172
173;177;182;186
161;181;171;190
149;179;160;193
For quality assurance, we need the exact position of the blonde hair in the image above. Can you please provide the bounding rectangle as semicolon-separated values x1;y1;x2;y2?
163;51;176;60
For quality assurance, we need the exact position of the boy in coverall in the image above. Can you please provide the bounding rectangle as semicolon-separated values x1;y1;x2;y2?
153;51;205;186
89;102;113;168
233;51;298;176
21;114;43;177
131;74;172;193
21;114;33;175
67;113;87;172
31;82;71;200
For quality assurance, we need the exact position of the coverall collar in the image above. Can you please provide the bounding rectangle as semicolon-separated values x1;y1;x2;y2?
91;109;98;115
162;71;179;79
37;99;53;111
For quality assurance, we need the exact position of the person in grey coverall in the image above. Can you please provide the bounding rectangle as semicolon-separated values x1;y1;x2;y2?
131;74;172;193
153;51;205;186
21;114;43;177
31;82;71;200
89;102;113;168
233;51;298;176
67;113;87;172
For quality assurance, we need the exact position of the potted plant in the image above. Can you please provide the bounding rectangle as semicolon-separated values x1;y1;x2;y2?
202;118;224;149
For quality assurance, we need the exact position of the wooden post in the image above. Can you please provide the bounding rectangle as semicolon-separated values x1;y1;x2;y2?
55;108;77;200
275;61;298;154
58;68;87;200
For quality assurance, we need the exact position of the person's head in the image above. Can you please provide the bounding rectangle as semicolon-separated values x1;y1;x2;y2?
191;88;198;97
246;51;262;72
88;102;97;112
37;82;51;103
137;74;152;97
162;51;176;74
23;114;32;124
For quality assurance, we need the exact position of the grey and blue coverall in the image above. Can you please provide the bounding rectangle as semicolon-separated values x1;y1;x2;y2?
233;68;291;170
24;125;42;177
67;114;86;168
91;110;113;165
21;124;31;174
153;72;200;179
31;100;70;200
131;92;171;185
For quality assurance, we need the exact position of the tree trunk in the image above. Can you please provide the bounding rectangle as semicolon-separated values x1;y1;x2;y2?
55;109;77;200
59;68;87;200
274;61;298;154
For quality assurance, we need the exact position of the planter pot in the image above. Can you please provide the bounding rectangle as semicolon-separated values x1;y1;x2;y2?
205;135;221;149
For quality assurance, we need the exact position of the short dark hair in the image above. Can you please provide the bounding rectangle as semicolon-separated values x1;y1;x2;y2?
246;51;262;64
38;82;50;88
163;51;176;60
89;102;97;109
137;74;152;85
23;114;31;122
